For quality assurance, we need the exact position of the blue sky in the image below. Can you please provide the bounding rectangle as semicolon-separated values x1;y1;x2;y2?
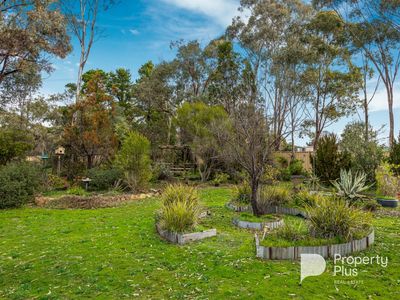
42;0;399;145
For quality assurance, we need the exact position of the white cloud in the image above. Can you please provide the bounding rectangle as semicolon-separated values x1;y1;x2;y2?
129;29;140;35
367;81;400;112
161;0;239;27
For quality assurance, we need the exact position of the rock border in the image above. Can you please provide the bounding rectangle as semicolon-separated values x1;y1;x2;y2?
232;217;284;231
255;230;375;260
156;223;217;245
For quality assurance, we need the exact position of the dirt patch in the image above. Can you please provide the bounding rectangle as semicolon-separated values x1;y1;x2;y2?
35;192;158;209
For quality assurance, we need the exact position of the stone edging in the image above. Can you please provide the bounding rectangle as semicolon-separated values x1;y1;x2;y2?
261;206;308;219
255;230;375;260
156;223;217;245
226;202;252;212
232;217;284;231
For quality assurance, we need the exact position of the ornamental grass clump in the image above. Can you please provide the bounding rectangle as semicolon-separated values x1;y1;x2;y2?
306;196;372;241
233;180;251;204
159;184;200;233
258;185;291;207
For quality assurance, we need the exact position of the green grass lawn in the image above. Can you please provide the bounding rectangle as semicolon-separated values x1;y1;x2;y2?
0;187;399;299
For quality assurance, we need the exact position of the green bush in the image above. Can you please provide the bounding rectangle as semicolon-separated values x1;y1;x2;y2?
115;131;152;191
47;174;69;191
212;172;229;186
258;185;291;209
306;196;372;241
158;184;200;233
340;122;383;182
66;186;89;196
0;129;33;165
375;163;398;197
388;134;400;176
87;167;123;191
288;159;304;176
152;163;173;181
0;162;42;209
233;180;251;204
311;134;351;184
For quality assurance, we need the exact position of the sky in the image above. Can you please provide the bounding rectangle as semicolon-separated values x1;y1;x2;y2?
42;0;399;146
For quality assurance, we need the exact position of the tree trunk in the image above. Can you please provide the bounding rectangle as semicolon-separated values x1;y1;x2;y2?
387;87;394;147
364;100;369;142
250;177;261;216
87;154;93;170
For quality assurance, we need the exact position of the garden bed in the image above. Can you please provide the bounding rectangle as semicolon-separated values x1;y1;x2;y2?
232;213;284;230
35;193;156;209
155;223;217;245
255;230;375;260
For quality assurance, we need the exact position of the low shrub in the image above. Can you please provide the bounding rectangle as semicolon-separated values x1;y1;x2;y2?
258;185;291;208
152;163;173;181
375;163;398;197
158;184;200;233
115;131;152;191
46;174;69;191
66;186;89;196
212;172;229;186
87;167;123;191
288;159;304;176
306;196;372;241
0;162;42;209
233;180;251;204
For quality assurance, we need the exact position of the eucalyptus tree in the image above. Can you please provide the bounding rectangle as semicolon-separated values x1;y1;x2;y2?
0;0;71;84
314;0;400;146
61;0;115;102
301;11;362;148
227;0;313;150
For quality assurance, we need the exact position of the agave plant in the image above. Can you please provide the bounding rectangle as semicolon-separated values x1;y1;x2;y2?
332;169;371;203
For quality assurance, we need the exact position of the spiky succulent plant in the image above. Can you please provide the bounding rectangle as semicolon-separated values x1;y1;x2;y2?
332;169;371;202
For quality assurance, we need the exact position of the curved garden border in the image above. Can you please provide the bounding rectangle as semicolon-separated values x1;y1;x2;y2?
156;223;217;245
255;230;375;260
260;206;308;219
232;217;284;231
225;202;252;212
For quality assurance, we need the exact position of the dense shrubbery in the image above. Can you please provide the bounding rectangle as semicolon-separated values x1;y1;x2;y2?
275;157;305;181
46;174;69;191
115;131;152;191
306;196;372;241
375;163;398;197
212;172;229;186
388;134;400;176
0;129;33;165
311;134;351;183
158;184;200;233
340;122;383;183
87;167;123;191
0;162;42;209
